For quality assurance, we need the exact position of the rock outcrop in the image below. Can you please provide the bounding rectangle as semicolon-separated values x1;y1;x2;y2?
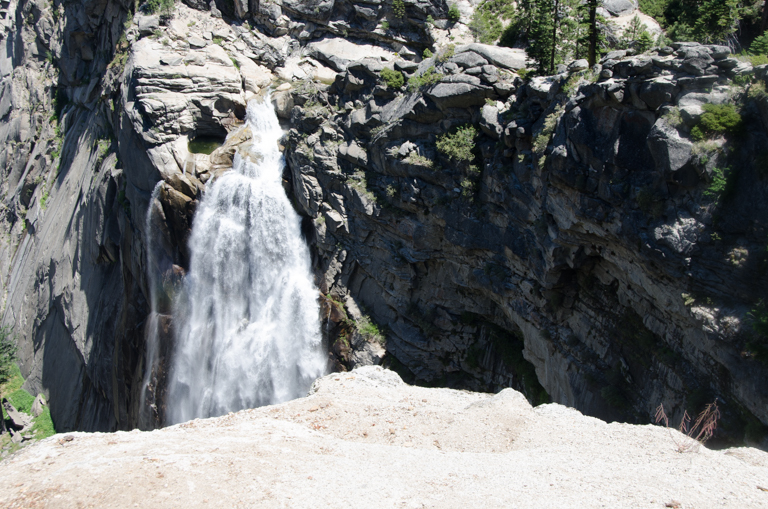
284;41;768;443
1;367;767;508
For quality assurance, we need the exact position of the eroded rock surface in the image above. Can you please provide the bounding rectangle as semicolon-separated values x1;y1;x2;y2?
283;40;768;444
1;367;767;508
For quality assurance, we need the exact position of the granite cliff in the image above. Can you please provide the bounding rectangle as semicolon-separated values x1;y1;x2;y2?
0;0;766;445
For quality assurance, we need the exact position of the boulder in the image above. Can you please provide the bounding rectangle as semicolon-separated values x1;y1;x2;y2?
706;45;730;60
653;214;702;255
282;0;335;22
349;332;386;369
755;64;768;80
324;208;347;234
479;104;502;140
272;89;294;119
338;141;368;167
716;57;740;70
602;50;627;62
450;51;489;69
679;104;703;127
601;0;637;16
425;83;490;110
30;394;47;417
2;399;30;431
568;59;589;73
677;46;714;76
647;119;693;175
455;44;526;71
638;78;679;110
136;15;159;36
731;61;754;76
307;38;395;72
294;172;323;217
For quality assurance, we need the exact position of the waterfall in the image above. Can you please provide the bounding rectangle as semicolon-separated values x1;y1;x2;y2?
140;181;168;429
162;97;326;425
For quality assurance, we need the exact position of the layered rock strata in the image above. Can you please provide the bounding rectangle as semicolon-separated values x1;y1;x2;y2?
284;41;768;442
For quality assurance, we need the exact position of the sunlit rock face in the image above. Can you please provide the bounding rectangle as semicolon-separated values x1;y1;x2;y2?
0;0;766;448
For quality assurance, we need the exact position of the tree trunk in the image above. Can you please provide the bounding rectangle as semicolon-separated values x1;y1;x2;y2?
588;0;597;67
551;0;560;74
762;0;768;33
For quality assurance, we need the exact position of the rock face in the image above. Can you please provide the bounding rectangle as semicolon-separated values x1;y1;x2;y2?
284;42;768;443
0;0;767;448
1;367;767;508
0;0;480;432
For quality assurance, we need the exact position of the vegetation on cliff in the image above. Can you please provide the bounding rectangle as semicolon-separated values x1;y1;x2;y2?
1;327;56;456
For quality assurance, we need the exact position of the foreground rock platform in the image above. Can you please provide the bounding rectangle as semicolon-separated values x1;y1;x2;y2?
1;367;767;508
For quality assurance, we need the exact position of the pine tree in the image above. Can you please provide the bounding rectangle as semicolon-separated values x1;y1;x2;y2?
636;30;654;52
526;0;582;74
528;0;556;73
751;30;768;54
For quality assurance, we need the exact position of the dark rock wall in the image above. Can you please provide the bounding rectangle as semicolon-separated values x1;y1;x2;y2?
284;46;768;442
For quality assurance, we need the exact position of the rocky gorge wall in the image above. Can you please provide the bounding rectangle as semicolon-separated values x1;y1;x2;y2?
0;0;766;445
284;44;768;442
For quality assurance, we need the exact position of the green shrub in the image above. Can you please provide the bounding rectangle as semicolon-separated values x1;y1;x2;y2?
426;14;434;25
423;48;433;59
381;20;390;30
436;43;455;62
533;105;563;155
468;0;516;44
636;31;654;53
639;0;670;23
704;167;728;198
436;124;477;162
356;315;385;345
407;66;444;91
145;0;174;16
393;0;405;18
447;4;461;23
7;387;34;414
750;30;768;55
0;326;15;386
380;67;404;89
30;406;56;438
690;103;742;141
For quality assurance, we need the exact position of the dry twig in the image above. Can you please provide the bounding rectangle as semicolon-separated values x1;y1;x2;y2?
655;400;720;453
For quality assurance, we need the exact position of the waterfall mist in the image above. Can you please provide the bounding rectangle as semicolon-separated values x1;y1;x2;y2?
161;98;326;425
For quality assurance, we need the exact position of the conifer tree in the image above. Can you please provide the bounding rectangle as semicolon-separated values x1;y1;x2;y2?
528;0;556;73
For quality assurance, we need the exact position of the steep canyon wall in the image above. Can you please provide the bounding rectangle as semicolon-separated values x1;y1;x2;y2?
0;0;766;444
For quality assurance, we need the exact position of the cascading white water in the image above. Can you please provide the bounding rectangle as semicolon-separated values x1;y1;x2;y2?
140;181;166;429
164;97;326;425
